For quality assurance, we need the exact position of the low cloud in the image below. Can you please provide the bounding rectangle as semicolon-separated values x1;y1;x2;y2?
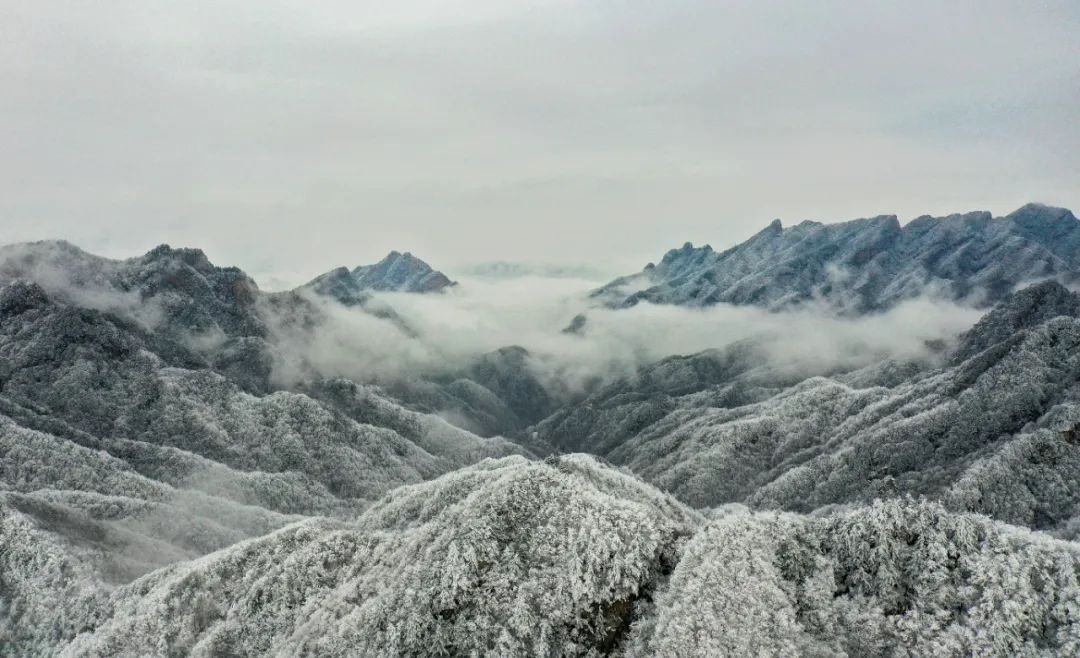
0;241;167;330
264;273;985;396
0;242;989;399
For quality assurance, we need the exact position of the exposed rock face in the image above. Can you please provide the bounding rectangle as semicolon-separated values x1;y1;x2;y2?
351;250;456;293
301;266;372;306
296;252;454;342
595;203;1080;313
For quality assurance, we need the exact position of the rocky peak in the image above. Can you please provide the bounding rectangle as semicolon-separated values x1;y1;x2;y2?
303;266;373;307
1007;203;1078;242
299;250;455;317
364;251;448;292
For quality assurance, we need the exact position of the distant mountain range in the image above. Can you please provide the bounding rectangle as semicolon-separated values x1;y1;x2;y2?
6;204;1080;654
594;203;1080;313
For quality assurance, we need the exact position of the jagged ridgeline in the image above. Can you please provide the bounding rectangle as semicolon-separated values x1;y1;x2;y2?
594;203;1080;312
4;204;1080;656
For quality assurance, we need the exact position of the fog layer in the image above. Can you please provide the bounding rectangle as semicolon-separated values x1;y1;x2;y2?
271;273;984;392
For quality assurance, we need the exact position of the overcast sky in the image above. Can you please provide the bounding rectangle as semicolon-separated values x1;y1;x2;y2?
2;1;1078;289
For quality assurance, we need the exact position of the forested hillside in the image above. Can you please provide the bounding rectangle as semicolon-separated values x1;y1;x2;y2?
5;211;1080;655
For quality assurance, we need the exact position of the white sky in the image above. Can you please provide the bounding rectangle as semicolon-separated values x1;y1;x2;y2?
2;0;1077;289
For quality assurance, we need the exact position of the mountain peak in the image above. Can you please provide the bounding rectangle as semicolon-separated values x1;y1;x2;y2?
303;251;455;302
143;244;215;272
1005;203;1080;252
1007;202;1077;228
747;218;783;241
1009;201;1074;217
352;251;455;293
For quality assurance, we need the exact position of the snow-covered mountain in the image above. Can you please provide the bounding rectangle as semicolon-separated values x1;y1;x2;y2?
303;250;455;305
0;240;539;432
595;203;1080;313
0;240;268;342
8;455;1080;655
0;274;526;507
534;280;1080;533
5;216;1080;655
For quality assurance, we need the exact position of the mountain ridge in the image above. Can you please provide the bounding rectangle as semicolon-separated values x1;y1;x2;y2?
594;203;1079;314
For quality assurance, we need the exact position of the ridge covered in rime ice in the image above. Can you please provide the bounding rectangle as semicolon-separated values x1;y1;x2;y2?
8;457;1080;655
595;203;1080;313
5;205;1080;655
534;281;1080;532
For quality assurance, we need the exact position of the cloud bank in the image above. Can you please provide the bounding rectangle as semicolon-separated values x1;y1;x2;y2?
267;273;985;395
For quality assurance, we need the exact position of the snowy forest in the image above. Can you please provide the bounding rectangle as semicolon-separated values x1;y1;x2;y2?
5;0;1080;652
5;204;1080;655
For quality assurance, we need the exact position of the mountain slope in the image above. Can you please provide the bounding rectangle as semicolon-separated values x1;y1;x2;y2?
0;240;270;342
7;456;1080;656
535;281;1080;534
595;203;1080;313
11;455;700;655
0;271;526;587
